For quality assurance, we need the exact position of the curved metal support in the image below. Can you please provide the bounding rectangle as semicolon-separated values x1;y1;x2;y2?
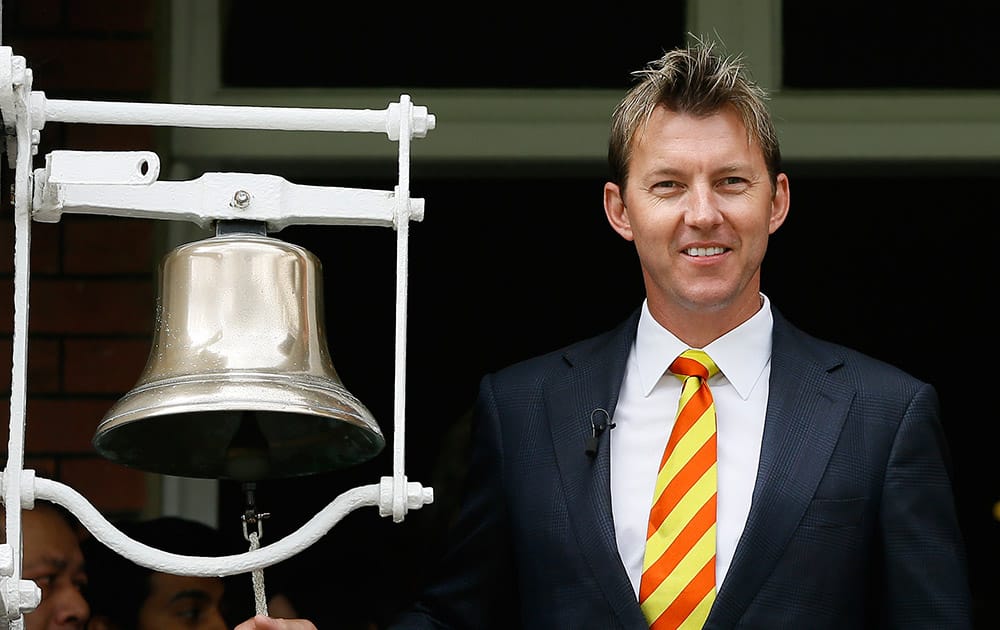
27;476;431;576
34;477;377;575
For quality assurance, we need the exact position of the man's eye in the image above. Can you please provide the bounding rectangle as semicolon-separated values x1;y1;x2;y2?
720;176;747;187
29;574;54;590
652;181;679;191
177;606;205;623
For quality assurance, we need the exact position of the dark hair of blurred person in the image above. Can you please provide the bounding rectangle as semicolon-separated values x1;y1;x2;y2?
80;516;250;630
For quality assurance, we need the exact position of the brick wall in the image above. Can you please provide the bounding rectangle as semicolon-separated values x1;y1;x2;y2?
1;0;159;519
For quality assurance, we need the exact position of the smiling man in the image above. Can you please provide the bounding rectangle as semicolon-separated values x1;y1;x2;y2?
382;39;972;630
237;37;975;630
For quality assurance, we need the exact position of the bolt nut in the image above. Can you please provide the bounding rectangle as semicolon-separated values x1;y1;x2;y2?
231;190;251;209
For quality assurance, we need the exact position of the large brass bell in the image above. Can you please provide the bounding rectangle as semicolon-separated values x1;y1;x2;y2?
93;226;384;480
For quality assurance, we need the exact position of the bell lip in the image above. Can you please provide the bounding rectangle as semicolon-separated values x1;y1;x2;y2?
93;375;386;480
96;373;383;437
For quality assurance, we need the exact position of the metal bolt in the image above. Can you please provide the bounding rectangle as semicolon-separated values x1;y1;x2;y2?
232;190;251;209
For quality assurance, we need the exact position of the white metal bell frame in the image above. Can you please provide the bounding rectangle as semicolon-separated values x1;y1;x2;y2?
0;44;434;625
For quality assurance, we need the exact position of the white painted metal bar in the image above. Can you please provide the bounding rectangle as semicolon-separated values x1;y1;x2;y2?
38;476;370;575
31;94;436;138
9;475;430;576
31;155;426;231
389;97;412;522
1;59;40;625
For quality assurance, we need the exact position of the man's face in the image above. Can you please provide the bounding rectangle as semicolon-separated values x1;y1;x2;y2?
20;507;90;629
137;573;227;630
604;105;789;324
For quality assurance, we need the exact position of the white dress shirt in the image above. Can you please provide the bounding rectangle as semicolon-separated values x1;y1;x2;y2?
610;295;772;595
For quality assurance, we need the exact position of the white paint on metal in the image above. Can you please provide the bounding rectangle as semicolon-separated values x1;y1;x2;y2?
43;150;159;185
12;474;430;576
1;49;36;624
32;163;425;230
1;38;437;621
31;93;436;138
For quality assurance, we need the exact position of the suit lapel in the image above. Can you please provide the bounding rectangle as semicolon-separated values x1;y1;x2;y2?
709;311;853;627
548;310;648;628
541;308;851;627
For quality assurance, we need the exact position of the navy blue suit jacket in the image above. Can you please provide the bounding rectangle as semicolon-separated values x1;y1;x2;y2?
392;308;972;629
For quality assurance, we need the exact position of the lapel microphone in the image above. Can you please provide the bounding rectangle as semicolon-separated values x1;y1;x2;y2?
585;408;615;457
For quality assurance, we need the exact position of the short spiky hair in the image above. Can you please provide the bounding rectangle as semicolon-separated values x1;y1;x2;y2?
607;37;781;190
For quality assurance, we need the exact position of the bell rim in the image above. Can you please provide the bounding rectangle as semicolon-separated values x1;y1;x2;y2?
97;373;382;438
93;377;386;479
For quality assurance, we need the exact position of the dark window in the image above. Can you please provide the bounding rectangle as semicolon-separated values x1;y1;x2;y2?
220;1;687;89
783;0;1000;89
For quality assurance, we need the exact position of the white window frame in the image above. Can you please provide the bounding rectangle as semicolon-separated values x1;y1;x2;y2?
169;0;1000;172
161;0;1000;524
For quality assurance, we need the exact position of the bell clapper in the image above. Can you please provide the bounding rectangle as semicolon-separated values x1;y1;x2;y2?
240;482;271;617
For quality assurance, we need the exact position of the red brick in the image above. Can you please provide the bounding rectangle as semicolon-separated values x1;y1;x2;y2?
8;278;154;335
66;0;153;34
59;457;147;515
0;223;15;275
29;222;64;274
3;455;145;517
23;457;57;479
2;399;111;453
64;217;155;274
0;337;61;394
0;338;10;391
9;0;64;30
64;338;150;393
13;38;154;94
32;122;69;161
0;221;62;275
0;338;61;393
62;124;157;152
28;339;62;392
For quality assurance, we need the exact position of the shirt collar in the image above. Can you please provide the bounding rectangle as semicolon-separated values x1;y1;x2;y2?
634;294;773;399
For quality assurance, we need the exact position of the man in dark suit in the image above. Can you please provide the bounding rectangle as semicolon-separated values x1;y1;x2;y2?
236;38;972;630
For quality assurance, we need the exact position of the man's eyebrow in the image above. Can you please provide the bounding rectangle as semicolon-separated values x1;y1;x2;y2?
714;162;752;174
24;555;69;571
168;589;212;605
644;166;686;179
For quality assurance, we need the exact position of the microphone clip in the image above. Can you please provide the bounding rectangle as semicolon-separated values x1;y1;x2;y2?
585;408;615;457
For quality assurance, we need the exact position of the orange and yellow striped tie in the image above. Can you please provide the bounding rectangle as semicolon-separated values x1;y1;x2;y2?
639;349;719;629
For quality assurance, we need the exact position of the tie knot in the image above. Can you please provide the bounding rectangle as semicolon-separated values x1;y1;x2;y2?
669;349;719;380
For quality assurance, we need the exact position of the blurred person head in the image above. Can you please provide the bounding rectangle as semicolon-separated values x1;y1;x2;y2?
81;517;237;630
0;502;90;629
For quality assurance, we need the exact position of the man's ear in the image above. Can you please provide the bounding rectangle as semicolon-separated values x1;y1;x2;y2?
604;182;634;241
768;173;790;234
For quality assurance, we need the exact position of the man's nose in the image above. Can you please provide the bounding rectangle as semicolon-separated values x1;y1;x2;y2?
685;186;724;227
52;586;90;626
205;607;229;630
